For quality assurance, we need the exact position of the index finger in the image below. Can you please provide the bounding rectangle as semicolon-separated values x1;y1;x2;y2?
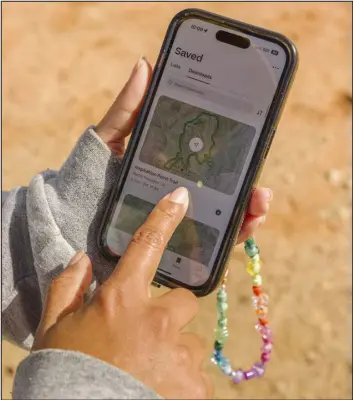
105;187;189;297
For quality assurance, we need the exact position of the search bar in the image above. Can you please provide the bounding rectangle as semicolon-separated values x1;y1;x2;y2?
166;77;253;114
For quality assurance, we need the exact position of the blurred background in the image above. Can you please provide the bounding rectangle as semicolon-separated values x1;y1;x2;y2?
2;2;351;399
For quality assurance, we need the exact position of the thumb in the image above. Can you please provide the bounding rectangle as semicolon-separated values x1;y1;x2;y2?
34;251;92;347
96;57;152;150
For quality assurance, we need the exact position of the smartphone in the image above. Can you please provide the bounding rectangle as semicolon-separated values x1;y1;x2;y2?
98;8;298;296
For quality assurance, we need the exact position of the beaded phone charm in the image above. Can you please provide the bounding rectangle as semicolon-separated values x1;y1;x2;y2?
211;237;272;383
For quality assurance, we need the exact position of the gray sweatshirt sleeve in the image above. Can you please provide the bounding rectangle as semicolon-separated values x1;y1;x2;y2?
2;127;161;399
13;350;161;400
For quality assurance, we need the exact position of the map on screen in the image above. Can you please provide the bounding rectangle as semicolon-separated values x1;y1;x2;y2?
139;95;256;195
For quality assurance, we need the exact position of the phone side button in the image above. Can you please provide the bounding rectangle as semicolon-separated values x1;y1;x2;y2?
151;281;161;288
264;128;276;159
157;51;166;69
264;145;270;159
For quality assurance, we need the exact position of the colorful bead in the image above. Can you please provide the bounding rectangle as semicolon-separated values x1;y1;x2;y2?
246;259;261;276
245;246;259;258
222;365;233;376
219;358;232;375
214;340;223;351
256;308;268;319
252;293;269;307
257;306;268;317
215;328;228;341
258;293;269;306
262;342;273;353
253;362;265;377
218;318;227;328
253;274;262;286
245;237;256;247
251;296;258;308
261;352;271;363
244;369;257;380
252;285;262;296
250;253;260;263
256;305;268;314
218;311;226;320
217;290;227;302
214;349;222;361
256;324;273;341
232;369;244;384
245;238;259;257
212;237;271;384
217;302;228;313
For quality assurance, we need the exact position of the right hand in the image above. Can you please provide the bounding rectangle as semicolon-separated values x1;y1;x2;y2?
33;187;213;400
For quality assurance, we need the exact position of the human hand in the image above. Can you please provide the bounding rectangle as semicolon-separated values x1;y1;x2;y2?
95;57;273;243
33;187;212;400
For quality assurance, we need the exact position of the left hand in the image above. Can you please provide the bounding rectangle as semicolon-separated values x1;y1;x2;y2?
96;57;273;243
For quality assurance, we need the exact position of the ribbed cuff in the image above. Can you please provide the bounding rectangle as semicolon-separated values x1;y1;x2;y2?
57;126;121;208
26;126;122;284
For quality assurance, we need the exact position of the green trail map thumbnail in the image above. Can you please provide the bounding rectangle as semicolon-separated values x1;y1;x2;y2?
139;95;256;195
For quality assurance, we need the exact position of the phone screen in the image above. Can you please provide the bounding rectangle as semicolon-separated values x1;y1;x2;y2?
103;18;288;288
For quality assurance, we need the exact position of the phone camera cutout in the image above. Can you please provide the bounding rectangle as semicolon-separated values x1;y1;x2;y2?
216;30;250;49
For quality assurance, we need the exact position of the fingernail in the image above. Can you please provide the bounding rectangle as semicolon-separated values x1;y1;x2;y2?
166;187;189;204
68;250;85;266
131;56;147;75
265;188;273;202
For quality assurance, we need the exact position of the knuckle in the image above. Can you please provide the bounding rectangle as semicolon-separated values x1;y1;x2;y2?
175;288;199;311
93;287;117;316
132;227;165;250
148;306;171;338
95;278;140;313
176;333;207;368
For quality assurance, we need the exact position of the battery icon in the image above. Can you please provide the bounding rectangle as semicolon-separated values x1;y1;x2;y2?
271;49;279;56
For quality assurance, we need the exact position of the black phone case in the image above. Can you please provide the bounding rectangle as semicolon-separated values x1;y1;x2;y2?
97;8;299;297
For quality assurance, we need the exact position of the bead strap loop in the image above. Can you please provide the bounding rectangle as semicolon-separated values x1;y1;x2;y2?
211;237;272;384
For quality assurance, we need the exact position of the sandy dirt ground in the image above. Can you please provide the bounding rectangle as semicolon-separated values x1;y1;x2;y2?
2;2;352;399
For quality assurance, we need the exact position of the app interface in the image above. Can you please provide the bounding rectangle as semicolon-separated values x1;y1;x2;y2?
104;19;287;287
